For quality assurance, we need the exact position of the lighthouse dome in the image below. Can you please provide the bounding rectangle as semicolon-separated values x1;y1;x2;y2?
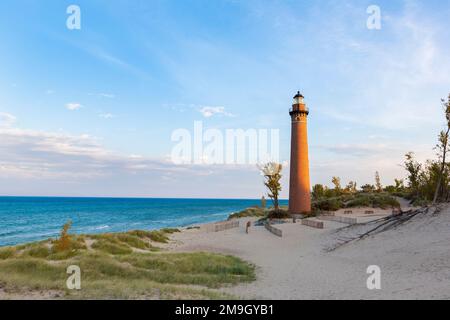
293;91;305;105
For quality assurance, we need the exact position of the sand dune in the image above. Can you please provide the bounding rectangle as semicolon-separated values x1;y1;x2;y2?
169;206;450;300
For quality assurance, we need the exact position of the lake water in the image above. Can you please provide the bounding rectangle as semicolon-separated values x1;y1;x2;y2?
0;197;288;246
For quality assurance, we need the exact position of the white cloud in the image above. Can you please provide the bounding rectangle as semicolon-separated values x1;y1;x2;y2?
66;103;83;111
199;106;235;118
0;112;16;127
89;93;115;99
99;113;115;119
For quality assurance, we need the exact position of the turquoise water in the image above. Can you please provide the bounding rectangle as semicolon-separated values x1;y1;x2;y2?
0;197;288;247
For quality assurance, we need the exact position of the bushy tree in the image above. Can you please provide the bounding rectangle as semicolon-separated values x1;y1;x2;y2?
259;162;283;210
312;184;326;200
361;184;375;193
404;152;422;197
344;181;357;194
331;177;342;195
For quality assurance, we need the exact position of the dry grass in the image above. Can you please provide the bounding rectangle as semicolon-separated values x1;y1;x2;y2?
0;228;255;300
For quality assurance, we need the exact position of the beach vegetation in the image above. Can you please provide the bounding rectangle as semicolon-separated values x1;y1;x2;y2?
331;176;342;195
0;226;256;299
312;193;400;212
0;247;16;260
161;228;181;234
228;207;266;220
52;220;74;252
344;181;358;195
259;162;283;210
397;93;450;205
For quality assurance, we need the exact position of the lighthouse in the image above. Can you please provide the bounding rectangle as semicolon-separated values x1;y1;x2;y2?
289;91;312;214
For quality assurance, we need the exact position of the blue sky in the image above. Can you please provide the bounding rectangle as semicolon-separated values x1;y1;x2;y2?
1;0;450;198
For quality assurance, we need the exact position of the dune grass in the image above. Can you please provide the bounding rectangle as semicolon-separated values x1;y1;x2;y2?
228;207;267;220
313;193;401;212
0;228;255;300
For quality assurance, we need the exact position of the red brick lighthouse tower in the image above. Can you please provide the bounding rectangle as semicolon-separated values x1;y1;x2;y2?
289;91;312;214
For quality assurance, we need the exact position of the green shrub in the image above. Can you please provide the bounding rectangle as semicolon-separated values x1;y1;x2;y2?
118;234;151;249
24;245;51;259
161;228;181;234
411;198;430;207
127;230;171;243
345;196;371;208
228;207;266;220
0;247;16;260
313;198;343;211
48;250;78;261
92;239;133;255
148;231;170;243
267;209;290;219
127;230;153;239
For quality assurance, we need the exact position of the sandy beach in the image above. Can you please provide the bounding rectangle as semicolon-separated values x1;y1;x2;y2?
166;205;450;300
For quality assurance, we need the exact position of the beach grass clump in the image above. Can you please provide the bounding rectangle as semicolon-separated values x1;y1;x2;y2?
161;228;181;234
23;244;51;259
228;207;266;220
127;230;153;239
0;247;16;260
126;230;169;243
148;231;170;243
0;258;67;291
91;238;133;255
115;233;151;250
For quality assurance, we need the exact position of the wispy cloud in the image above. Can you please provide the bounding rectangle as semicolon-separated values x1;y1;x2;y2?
89;93;116;99
65;103;83;111
99;113;115;119
199;106;235;118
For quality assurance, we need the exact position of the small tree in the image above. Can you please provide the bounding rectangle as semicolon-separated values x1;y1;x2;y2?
433;93;450;203
375;171;382;193
404;152;422;197
54;220;73;252
259;162;283;211
344;181;357;194
331;176;342;195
